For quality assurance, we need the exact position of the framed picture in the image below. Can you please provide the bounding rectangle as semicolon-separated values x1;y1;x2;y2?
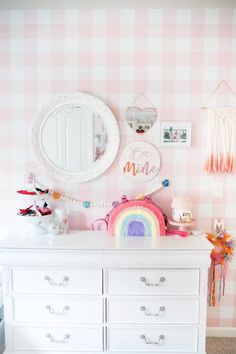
160;122;192;147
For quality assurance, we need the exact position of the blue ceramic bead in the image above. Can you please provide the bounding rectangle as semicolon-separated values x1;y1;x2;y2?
83;201;91;208
162;179;169;187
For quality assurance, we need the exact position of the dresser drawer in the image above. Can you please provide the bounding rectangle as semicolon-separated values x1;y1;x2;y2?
12;268;102;294
107;269;199;295
107;297;199;324
13;297;103;323
107;327;198;352
13;326;103;352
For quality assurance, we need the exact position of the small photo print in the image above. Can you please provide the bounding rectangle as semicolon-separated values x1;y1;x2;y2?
160;122;192;147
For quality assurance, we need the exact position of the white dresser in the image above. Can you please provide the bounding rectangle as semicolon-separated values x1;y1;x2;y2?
0;230;212;354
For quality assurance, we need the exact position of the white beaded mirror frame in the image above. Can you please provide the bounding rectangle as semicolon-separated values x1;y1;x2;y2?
31;92;120;183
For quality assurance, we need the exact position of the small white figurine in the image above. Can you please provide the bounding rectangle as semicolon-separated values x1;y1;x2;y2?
54;208;69;234
171;196;193;223
48;222;61;235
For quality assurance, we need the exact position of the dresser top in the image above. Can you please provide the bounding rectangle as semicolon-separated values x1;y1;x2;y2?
0;229;212;252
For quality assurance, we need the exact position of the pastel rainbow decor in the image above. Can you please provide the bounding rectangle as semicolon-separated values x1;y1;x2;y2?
107;195;166;237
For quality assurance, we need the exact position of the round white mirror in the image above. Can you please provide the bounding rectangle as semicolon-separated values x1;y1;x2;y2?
32;92;120;183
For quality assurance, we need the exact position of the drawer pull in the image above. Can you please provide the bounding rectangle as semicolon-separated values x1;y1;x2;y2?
140;276;166;287
140;334;165;345
45;305;70;315
140;305;165;316
44;275;69;287
46;333;71;344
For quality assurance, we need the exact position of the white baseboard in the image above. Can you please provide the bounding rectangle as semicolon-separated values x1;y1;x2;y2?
207;327;236;338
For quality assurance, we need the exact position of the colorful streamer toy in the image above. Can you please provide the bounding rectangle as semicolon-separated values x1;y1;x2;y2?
206;229;235;306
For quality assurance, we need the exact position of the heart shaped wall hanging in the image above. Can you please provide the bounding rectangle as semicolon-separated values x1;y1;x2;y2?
126;93;157;134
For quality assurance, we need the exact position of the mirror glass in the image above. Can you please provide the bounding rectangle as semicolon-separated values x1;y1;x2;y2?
126;107;157;134
32;92;120;183
42;104;108;172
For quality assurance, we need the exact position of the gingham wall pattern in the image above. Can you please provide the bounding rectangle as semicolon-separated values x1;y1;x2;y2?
0;9;236;327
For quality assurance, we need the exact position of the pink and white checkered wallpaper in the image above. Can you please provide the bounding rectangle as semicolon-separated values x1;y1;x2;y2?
0;8;236;326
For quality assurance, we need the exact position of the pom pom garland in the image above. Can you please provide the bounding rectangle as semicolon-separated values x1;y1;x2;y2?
28;173;170;209
52;191;61;200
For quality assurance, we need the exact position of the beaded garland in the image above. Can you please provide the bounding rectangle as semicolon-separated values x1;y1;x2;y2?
28;173;169;208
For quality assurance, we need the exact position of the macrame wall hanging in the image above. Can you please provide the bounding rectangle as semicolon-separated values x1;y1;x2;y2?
202;80;236;173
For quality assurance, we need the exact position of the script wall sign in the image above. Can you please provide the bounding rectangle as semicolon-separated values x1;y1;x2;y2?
119;141;161;182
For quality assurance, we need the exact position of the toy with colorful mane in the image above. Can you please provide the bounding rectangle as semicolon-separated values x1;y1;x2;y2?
207;227;235;306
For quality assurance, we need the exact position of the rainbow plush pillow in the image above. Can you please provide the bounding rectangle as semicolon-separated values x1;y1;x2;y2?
107;195;166;237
